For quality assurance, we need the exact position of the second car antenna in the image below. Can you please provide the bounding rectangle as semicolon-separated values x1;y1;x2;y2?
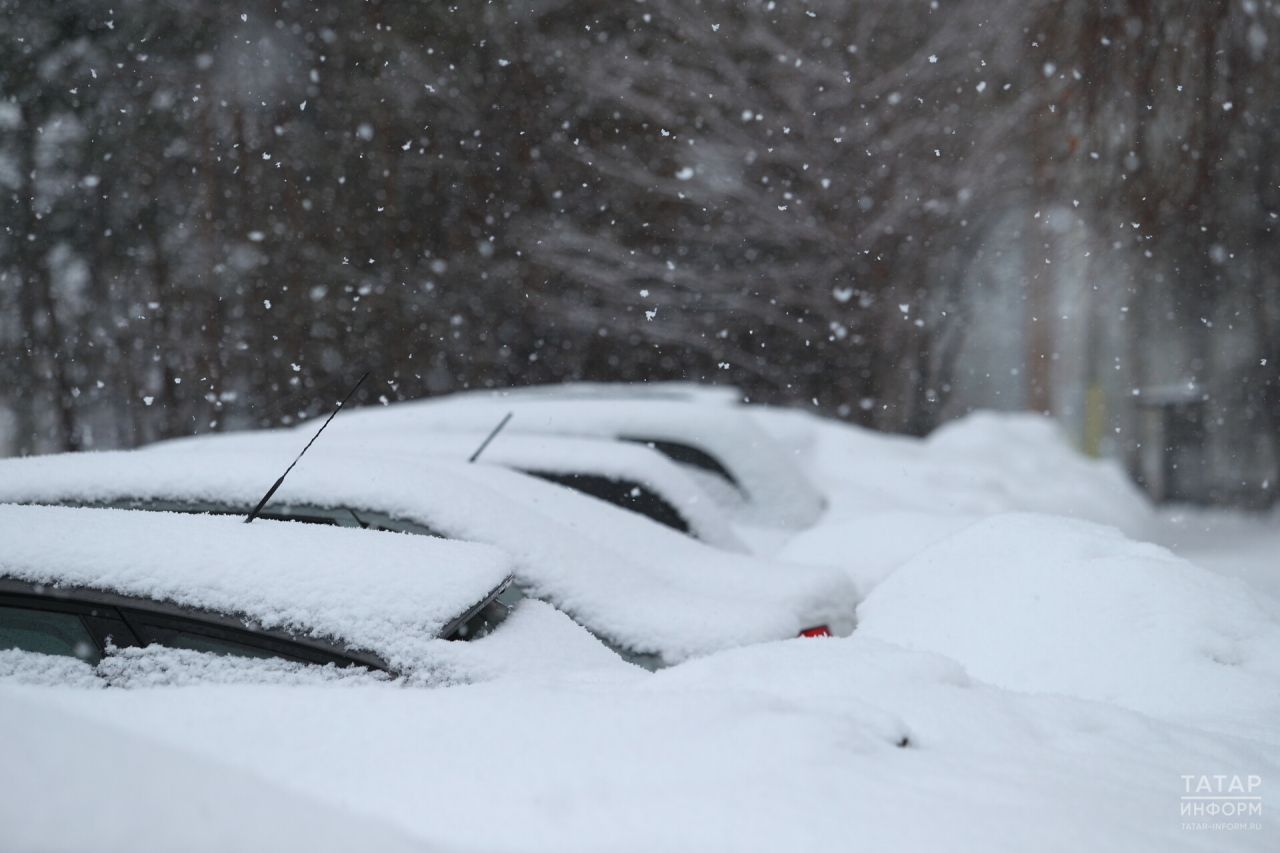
245;371;369;524
469;412;513;463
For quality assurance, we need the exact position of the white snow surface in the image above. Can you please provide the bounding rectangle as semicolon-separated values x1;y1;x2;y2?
5;398;1280;850
0;449;857;662
751;407;1154;595
0;648;103;688
0;504;512;673
314;393;827;528
6;633;1276;851
0;690;442;853
756;407;1151;530
1143;505;1280;603
858;512;1280;742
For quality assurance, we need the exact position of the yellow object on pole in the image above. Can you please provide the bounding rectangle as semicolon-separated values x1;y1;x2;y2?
1083;383;1105;458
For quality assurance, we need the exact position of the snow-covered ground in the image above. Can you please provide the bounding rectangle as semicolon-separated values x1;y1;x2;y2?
3;404;1279;851
1143;506;1280;604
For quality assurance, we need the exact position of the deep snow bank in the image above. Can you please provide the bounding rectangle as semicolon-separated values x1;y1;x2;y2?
858;512;1280;741
756;408;1151;529
14;633;1277;853
752;408;1153;594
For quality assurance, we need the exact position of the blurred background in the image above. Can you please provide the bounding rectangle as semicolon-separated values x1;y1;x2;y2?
1;0;1277;505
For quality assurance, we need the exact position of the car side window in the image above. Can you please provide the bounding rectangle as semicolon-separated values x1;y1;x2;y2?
0;583;385;673
523;470;693;535
619;437;739;487
0;604;101;664
120;609;356;667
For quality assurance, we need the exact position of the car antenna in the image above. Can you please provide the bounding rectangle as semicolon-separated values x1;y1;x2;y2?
244;371;369;524
468;411;513;463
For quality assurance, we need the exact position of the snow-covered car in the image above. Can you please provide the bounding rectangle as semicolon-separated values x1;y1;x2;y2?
0;449;857;668
0;503;515;683
151;426;748;550
308;387;828;531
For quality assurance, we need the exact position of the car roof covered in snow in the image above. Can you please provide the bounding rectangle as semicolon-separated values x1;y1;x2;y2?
0;503;513;673
0;449;857;664
151;427;747;551
312;393;827;529
478;380;746;406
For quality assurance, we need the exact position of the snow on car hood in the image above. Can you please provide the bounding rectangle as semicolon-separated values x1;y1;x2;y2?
0;451;857;664
315;395;827;529
0;503;513;673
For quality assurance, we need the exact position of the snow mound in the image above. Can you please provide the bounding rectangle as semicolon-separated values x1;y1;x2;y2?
923;412;1151;529
0;504;512;674
778;509;978;597
858;512;1280;740
423;600;645;685
752;407;1153;596
756;407;1150;531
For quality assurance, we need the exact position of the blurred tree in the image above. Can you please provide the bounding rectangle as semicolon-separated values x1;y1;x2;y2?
1035;0;1280;501
518;0;1041;431
0;0;1277;504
